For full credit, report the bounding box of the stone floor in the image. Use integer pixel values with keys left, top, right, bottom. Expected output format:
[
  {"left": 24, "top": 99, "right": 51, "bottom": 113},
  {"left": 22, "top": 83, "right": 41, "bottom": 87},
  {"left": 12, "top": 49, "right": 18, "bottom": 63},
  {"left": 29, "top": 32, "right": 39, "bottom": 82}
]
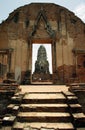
[{"left": 20, "top": 85, "right": 68, "bottom": 93}]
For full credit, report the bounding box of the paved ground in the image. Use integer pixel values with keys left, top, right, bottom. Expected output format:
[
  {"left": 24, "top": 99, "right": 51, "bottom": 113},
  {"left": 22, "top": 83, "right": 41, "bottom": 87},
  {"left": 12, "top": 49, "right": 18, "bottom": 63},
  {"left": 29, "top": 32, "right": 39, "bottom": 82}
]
[{"left": 20, "top": 85, "right": 69, "bottom": 93}]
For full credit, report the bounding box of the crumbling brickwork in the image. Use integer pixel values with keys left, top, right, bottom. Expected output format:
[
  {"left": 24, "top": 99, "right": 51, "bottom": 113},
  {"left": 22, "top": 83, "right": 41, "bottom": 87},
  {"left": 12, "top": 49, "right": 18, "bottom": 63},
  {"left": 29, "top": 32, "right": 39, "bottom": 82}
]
[{"left": 0, "top": 3, "right": 85, "bottom": 84}]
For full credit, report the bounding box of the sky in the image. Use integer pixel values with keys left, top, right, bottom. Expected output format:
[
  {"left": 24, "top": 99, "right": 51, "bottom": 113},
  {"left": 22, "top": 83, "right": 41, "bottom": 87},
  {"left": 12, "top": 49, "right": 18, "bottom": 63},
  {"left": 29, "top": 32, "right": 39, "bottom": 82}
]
[{"left": 0, "top": 0, "right": 85, "bottom": 23}]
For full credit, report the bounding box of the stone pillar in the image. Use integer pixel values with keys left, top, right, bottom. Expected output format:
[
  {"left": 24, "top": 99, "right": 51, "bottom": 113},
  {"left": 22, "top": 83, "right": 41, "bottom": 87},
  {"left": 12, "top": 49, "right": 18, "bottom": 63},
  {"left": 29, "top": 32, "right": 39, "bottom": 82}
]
[
  {"left": 28, "top": 40, "right": 32, "bottom": 71},
  {"left": 8, "top": 48, "right": 13, "bottom": 73},
  {"left": 60, "top": 10, "right": 67, "bottom": 36},
  {"left": 26, "top": 39, "right": 32, "bottom": 83},
  {"left": 52, "top": 40, "right": 58, "bottom": 84}
]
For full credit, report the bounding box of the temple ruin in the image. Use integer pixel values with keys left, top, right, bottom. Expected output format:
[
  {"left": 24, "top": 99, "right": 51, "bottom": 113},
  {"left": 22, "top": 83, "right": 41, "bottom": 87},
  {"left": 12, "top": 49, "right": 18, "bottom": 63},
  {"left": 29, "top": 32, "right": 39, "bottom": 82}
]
[
  {"left": 0, "top": 3, "right": 85, "bottom": 130},
  {"left": 0, "top": 3, "right": 85, "bottom": 84}
]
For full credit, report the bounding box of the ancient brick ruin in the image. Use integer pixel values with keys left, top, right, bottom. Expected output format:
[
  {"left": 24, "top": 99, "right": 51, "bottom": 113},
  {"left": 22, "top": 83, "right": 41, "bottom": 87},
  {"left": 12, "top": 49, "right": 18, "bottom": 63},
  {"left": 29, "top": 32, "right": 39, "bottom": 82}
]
[
  {"left": 0, "top": 3, "right": 85, "bottom": 130},
  {"left": 0, "top": 3, "right": 85, "bottom": 84}
]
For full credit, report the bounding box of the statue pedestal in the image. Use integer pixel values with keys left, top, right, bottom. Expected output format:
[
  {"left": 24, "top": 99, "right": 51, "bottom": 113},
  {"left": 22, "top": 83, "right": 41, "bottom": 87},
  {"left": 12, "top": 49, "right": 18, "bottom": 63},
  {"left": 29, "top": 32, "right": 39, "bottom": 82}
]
[{"left": 32, "top": 73, "right": 52, "bottom": 83}]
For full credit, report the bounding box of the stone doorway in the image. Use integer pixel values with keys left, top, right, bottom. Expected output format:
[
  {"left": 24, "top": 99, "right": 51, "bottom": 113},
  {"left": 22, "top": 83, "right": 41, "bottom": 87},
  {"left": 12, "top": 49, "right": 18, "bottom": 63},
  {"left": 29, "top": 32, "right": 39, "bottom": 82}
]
[{"left": 31, "top": 42, "right": 53, "bottom": 84}]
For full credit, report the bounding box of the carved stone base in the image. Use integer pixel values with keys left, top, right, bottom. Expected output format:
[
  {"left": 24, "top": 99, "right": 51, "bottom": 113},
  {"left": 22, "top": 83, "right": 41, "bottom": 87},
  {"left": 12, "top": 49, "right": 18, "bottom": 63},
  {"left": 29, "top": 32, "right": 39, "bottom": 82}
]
[{"left": 32, "top": 73, "right": 52, "bottom": 82}]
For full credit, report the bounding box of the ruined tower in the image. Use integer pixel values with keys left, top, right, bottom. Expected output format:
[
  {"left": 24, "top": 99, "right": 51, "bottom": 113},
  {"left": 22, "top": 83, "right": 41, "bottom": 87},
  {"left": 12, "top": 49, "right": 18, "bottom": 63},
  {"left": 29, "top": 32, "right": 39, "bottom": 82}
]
[
  {"left": 32, "top": 45, "right": 51, "bottom": 82},
  {"left": 34, "top": 45, "right": 50, "bottom": 74}
]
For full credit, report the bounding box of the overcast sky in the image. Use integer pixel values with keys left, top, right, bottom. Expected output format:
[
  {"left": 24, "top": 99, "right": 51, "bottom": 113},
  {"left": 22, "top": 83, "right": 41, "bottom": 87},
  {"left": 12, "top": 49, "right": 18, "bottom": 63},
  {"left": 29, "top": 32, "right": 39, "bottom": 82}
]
[{"left": 0, "top": 0, "right": 85, "bottom": 23}]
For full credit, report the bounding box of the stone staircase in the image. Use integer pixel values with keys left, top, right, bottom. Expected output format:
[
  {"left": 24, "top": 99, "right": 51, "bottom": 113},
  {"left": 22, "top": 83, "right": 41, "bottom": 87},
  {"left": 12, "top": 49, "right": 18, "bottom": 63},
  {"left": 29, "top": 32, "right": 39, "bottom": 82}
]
[
  {"left": 63, "top": 92, "right": 85, "bottom": 128},
  {"left": 1, "top": 87, "right": 85, "bottom": 130},
  {"left": 12, "top": 92, "right": 75, "bottom": 130}
]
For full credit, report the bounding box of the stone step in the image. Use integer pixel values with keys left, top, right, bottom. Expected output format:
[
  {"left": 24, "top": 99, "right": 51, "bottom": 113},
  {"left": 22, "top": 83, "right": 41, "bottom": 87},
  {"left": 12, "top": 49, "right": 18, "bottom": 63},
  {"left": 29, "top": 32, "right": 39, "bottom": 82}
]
[
  {"left": 17, "top": 112, "right": 71, "bottom": 122},
  {"left": 72, "top": 113, "right": 85, "bottom": 127},
  {"left": 66, "top": 96, "right": 78, "bottom": 104},
  {"left": 2, "top": 115, "right": 16, "bottom": 126},
  {"left": 63, "top": 91, "right": 75, "bottom": 96},
  {"left": 22, "top": 93, "right": 66, "bottom": 104},
  {"left": 69, "top": 104, "right": 82, "bottom": 113},
  {"left": 11, "top": 94, "right": 23, "bottom": 104},
  {"left": 20, "top": 85, "right": 68, "bottom": 93},
  {"left": 20, "top": 104, "right": 69, "bottom": 112},
  {"left": 13, "top": 122, "right": 75, "bottom": 130},
  {"left": 7, "top": 104, "right": 20, "bottom": 115},
  {"left": 1, "top": 126, "right": 11, "bottom": 130}
]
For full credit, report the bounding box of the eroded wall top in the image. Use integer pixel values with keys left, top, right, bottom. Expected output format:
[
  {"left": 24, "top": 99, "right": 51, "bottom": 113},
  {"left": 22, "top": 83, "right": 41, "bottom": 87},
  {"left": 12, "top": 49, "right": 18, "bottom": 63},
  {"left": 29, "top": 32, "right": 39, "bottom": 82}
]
[{"left": 0, "top": 3, "right": 85, "bottom": 49}]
